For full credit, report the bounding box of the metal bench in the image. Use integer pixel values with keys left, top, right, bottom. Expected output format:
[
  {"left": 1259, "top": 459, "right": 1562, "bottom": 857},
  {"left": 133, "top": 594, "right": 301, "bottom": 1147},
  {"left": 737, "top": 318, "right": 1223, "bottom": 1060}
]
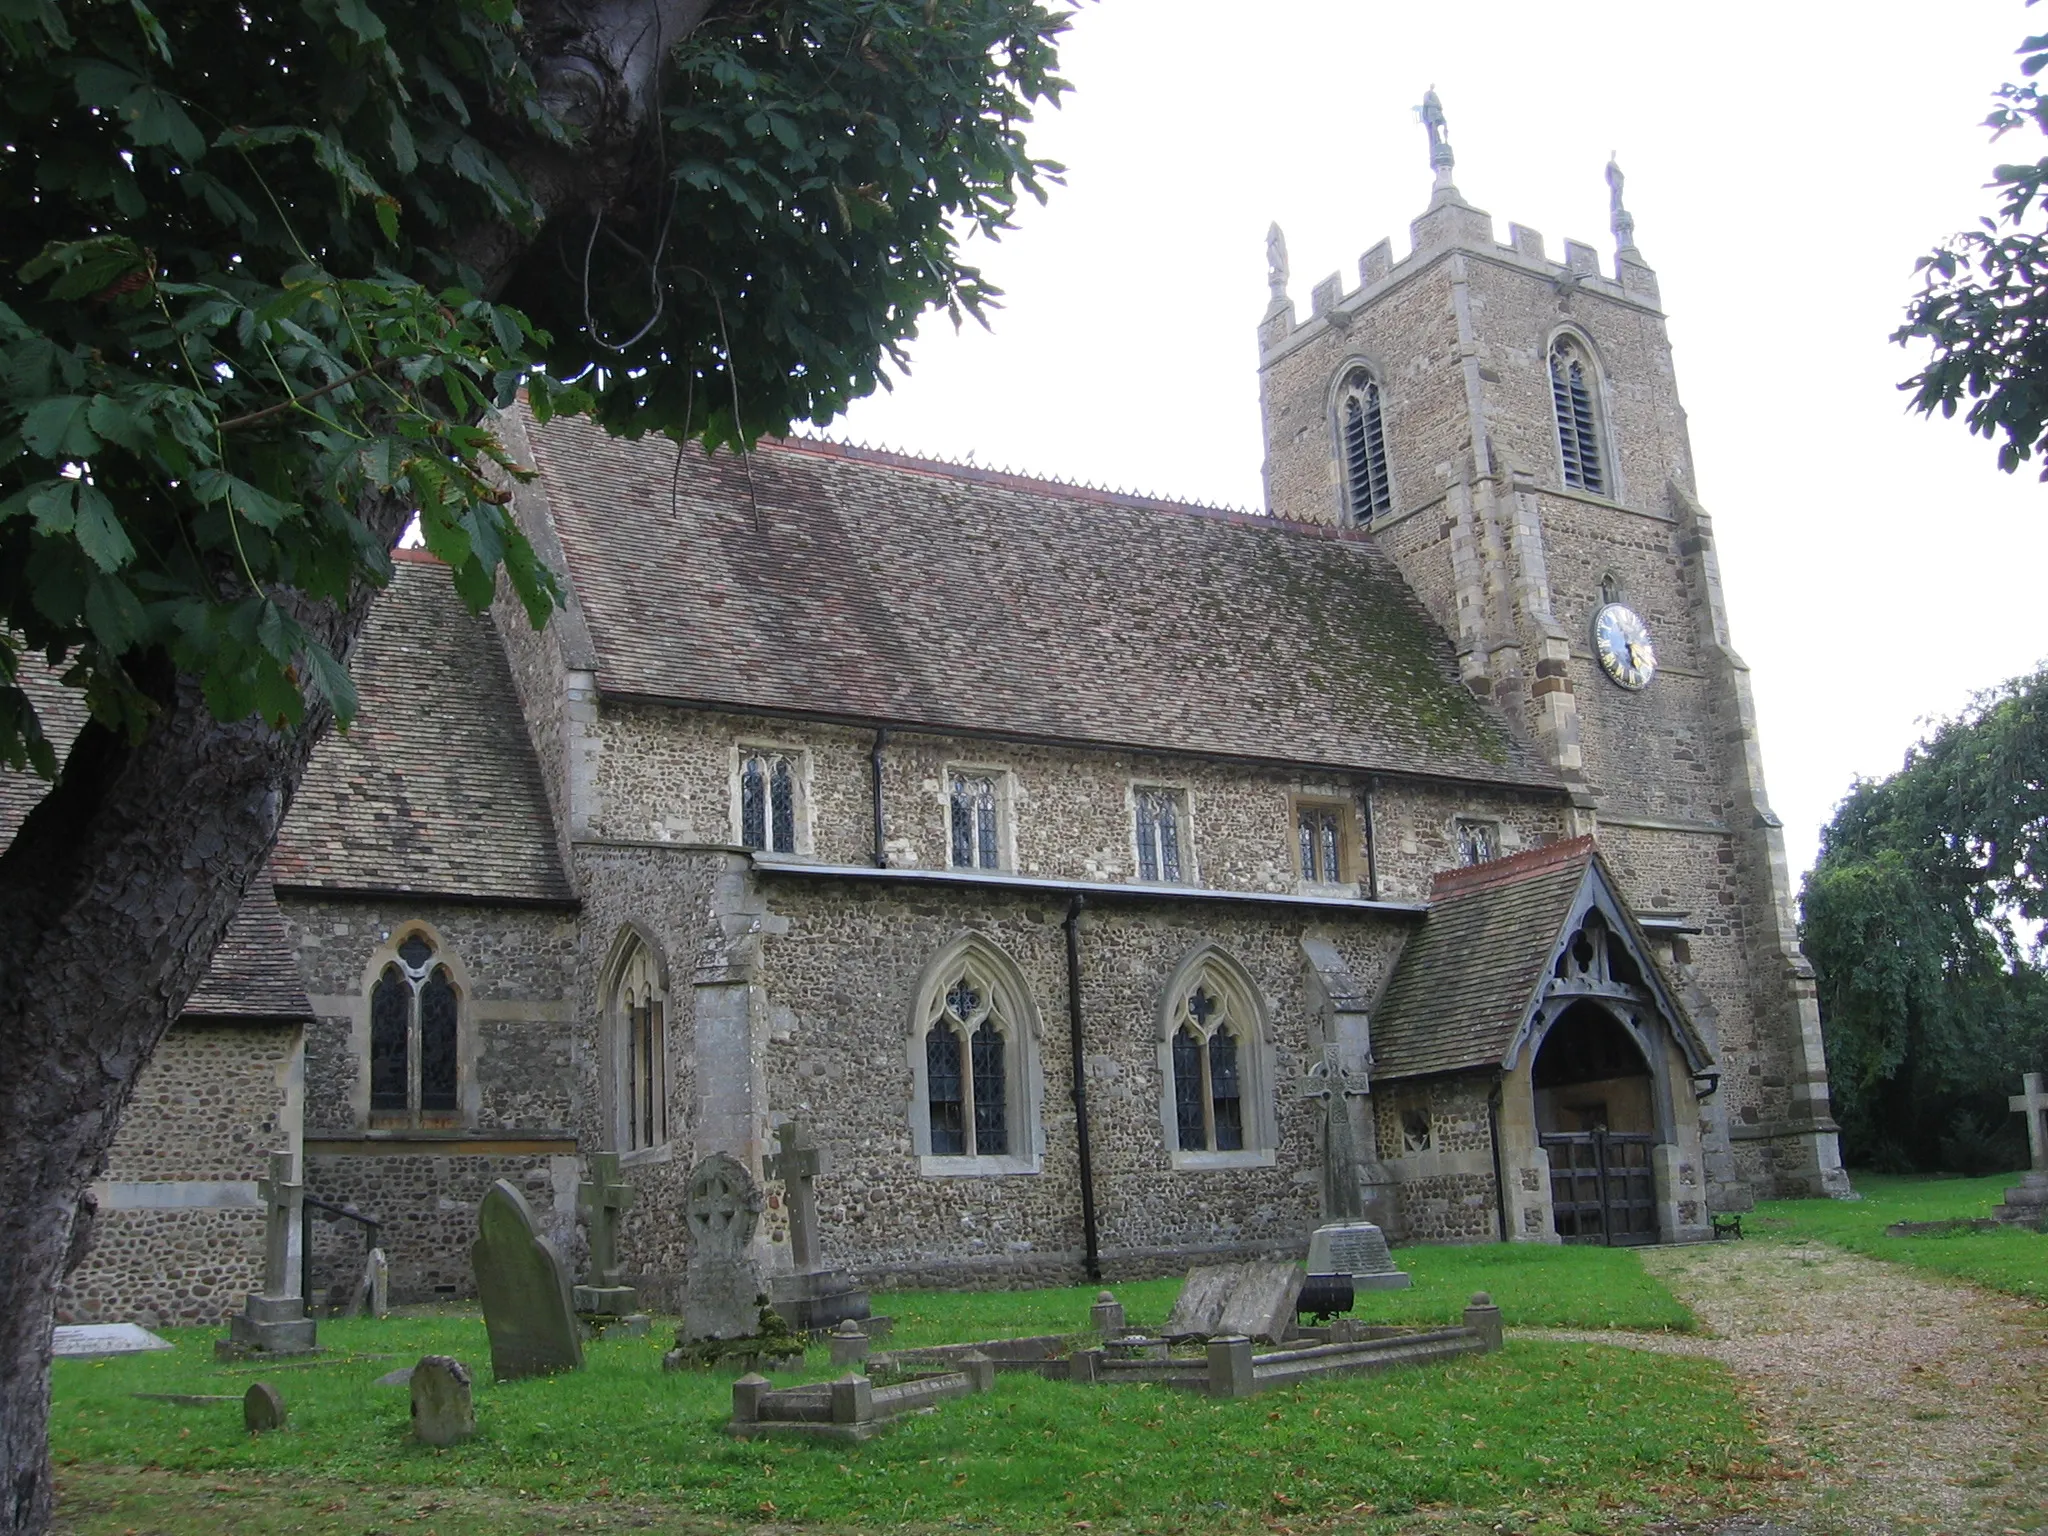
[{"left": 1710, "top": 1211, "right": 1743, "bottom": 1240}]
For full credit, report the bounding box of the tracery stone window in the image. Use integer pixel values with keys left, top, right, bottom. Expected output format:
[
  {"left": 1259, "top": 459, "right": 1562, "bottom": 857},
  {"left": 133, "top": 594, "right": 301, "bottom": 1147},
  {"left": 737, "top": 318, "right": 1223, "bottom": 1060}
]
[
  {"left": 611, "top": 935, "right": 668, "bottom": 1151},
  {"left": 1157, "top": 947, "right": 1276, "bottom": 1168},
  {"left": 369, "top": 930, "right": 461, "bottom": 1123},
  {"left": 949, "top": 770, "right": 1003, "bottom": 871},
  {"left": 1133, "top": 786, "right": 1189, "bottom": 883},
  {"left": 1455, "top": 817, "right": 1500, "bottom": 867},
  {"left": 739, "top": 748, "right": 799, "bottom": 854},
  {"left": 1549, "top": 335, "right": 1607, "bottom": 495},
  {"left": 1336, "top": 366, "right": 1392, "bottom": 522},
  {"left": 909, "top": 936, "right": 1042, "bottom": 1175}
]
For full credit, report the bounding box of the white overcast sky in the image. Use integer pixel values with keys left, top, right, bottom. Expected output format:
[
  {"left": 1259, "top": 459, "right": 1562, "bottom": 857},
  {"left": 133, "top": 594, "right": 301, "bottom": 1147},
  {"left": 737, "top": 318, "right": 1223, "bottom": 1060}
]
[{"left": 834, "top": 0, "right": 2048, "bottom": 881}]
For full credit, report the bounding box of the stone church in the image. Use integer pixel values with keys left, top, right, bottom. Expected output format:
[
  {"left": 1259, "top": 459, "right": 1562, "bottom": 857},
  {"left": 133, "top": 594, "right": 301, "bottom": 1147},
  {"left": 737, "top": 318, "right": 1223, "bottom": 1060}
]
[{"left": 18, "top": 115, "right": 1852, "bottom": 1324}]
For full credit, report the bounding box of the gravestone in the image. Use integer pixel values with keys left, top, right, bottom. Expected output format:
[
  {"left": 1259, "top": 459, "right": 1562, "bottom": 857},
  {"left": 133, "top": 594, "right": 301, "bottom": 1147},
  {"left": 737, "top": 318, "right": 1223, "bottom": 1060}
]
[
  {"left": 349, "top": 1246, "right": 391, "bottom": 1318},
  {"left": 1165, "top": 1261, "right": 1303, "bottom": 1344},
  {"left": 574, "top": 1153, "right": 639, "bottom": 1316},
  {"left": 410, "top": 1356, "right": 476, "bottom": 1446},
  {"left": 1994, "top": 1071, "right": 2048, "bottom": 1228},
  {"left": 764, "top": 1121, "right": 871, "bottom": 1332},
  {"left": 472, "top": 1179, "right": 584, "bottom": 1381},
  {"left": 226, "top": 1151, "right": 317, "bottom": 1356},
  {"left": 682, "top": 1153, "right": 766, "bottom": 1341},
  {"left": 52, "top": 1324, "right": 173, "bottom": 1360},
  {"left": 242, "top": 1381, "right": 286, "bottom": 1433},
  {"left": 1304, "top": 1221, "right": 1412, "bottom": 1290}
]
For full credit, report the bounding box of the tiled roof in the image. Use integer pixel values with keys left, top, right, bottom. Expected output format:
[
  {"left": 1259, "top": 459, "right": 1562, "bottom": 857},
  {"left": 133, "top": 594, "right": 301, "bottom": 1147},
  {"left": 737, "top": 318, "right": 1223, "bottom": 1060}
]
[
  {"left": 0, "top": 669, "right": 88, "bottom": 847},
  {"left": 517, "top": 412, "right": 1559, "bottom": 789},
  {"left": 182, "top": 869, "right": 313, "bottom": 1022},
  {"left": 271, "top": 555, "right": 574, "bottom": 905},
  {"left": 1370, "top": 838, "right": 1599, "bottom": 1080}
]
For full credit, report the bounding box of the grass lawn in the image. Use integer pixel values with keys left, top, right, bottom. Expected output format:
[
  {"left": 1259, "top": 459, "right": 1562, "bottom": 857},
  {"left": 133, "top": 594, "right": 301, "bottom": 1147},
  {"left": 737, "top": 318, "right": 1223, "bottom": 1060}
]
[
  {"left": 53, "top": 1250, "right": 1739, "bottom": 1534},
  {"left": 1751, "top": 1170, "right": 2047, "bottom": 1302}
]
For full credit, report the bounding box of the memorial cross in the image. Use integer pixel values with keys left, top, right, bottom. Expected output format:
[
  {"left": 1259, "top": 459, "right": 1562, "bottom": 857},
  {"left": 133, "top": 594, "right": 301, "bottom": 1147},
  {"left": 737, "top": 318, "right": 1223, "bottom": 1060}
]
[
  {"left": 255, "top": 1150, "right": 302, "bottom": 1297},
  {"left": 578, "top": 1152, "right": 637, "bottom": 1288},
  {"left": 764, "top": 1121, "right": 829, "bottom": 1272},
  {"left": 1296, "top": 1046, "right": 1371, "bottom": 1222},
  {"left": 2011, "top": 1071, "right": 2048, "bottom": 1173}
]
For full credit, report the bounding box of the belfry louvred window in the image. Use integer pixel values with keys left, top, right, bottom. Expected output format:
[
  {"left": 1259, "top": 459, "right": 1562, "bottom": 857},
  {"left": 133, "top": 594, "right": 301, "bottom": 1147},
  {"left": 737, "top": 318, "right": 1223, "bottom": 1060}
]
[
  {"left": 1550, "top": 338, "right": 1606, "bottom": 494},
  {"left": 370, "top": 931, "right": 459, "bottom": 1119},
  {"left": 740, "top": 750, "right": 797, "bottom": 853},
  {"left": 1337, "top": 368, "right": 1392, "bottom": 521}
]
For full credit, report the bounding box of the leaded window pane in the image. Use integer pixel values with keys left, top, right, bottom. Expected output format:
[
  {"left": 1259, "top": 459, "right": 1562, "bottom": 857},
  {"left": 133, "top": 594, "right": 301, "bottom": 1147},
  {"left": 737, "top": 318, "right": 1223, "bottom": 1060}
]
[
  {"left": 976, "top": 779, "right": 998, "bottom": 870},
  {"left": 769, "top": 756, "right": 796, "bottom": 853},
  {"left": 1172, "top": 1025, "right": 1205, "bottom": 1151},
  {"left": 419, "top": 965, "right": 459, "bottom": 1111},
  {"left": 370, "top": 964, "right": 410, "bottom": 1111},
  {"left": 1298, "top": 815, "right": 1316, "bottom": 883},
  {"left": 398, "top": 934, "right": 432, "bottom": 970},
  {"left": 1298, "top": 807, "right": 1342, "bottom": 883},
  {"left": 949, "top": 774, "right": 1000, "bottom": 870},
  {"left": 927, "top": 1023, "right": 965, "bottom": 1155},
  {"left": 1137, "top": 795, "right": 1161, "bottom": 882},
  {"left": 1457, "top": 819, "right": 1499, "bottom": 867},
  {"left": 971, "top": 1019, "right": 1007, "bottom": 1155},
  {"left": 1210, "top": 1030, "right": 1243, "bottom": 1151},
  {"left": 950, "top": 777, "right": 975, "bottom": 868},
  {"left": 741, "top": 756, "right": 767, "bottom": 850},
  {"left": 1321, "top": 814, "right": 1341, "bottom": 883},
  {"left": 1145, "top": 791, "right": 1183, "bottom": 883}
]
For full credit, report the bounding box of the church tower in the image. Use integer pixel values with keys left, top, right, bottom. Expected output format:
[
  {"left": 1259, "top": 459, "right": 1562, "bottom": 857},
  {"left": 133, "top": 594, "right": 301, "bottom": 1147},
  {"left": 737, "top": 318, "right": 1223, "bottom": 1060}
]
[{"left": 1256, "top": 94, "right": 1849, "bottom": 1204}]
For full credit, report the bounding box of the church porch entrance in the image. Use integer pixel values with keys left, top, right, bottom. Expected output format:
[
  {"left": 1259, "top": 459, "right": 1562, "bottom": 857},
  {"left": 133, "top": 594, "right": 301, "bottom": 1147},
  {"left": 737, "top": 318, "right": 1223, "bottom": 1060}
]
[{"left": 1533, "top": 996, "right": 1664, "bottom": 1246}]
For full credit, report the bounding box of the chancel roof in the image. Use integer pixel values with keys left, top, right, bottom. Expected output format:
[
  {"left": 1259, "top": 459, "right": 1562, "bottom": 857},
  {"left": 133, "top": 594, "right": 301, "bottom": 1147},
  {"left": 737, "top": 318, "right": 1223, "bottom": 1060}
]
[
  {"left": 182, "top": 869, "right": 314, "bottom": 1023},
  {"left": 270, "top": 554, "right": 574, "bottom": 906},
  {"left": 1370, "top": 837, "right": 1708, "bottom": 1081},
  {"left": 516, "top": 411, "right": 1560, "bottom": 789}
]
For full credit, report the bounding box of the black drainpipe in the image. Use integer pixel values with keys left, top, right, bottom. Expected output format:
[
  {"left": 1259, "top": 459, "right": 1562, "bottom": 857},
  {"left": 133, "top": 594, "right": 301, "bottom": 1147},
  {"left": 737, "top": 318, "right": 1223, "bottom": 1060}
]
[
  {"left": 1362, "top": 777, "right": 1381, "bottom": 901},
  {"left": 869, "top": 728, "right": 889, "bottom": 869},
  {"left": 1063, "top": 895, "right": 1101, "bottom": 1280},
  {"left": 1487, "top": 1076, "right": 1510, "bottom": 1243}
]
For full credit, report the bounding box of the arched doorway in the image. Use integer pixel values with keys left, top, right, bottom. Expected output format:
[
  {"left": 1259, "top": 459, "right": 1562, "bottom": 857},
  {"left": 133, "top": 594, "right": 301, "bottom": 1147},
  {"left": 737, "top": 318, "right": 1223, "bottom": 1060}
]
[{"left": 1534, "top": 1002, "right": 1659, "bottom": 1244}]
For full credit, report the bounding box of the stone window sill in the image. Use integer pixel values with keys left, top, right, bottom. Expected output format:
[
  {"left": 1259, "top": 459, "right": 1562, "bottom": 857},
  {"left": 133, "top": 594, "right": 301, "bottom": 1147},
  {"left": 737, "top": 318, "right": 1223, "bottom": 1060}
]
[
  {"left": 1169, "top": 1148, "right": 1278, "bottom": 1172},
  {"left": 917, "top": 1152, "right": 1042, "bottom": 1178},
  {"left": 619, "top": 1142, "right": 676, "bottom": 1169}
]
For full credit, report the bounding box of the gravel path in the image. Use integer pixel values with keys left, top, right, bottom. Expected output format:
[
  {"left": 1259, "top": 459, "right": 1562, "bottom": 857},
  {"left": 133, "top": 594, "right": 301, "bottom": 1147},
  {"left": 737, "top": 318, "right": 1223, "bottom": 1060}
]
[{"left": 1515, "top": 1239, "right": 2048, "bottom": 1535}]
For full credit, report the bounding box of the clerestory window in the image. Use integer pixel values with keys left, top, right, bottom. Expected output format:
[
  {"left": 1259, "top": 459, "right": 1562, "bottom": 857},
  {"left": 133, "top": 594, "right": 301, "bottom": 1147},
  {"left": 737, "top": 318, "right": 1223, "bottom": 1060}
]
[
  {"left": 740, "top": 748, "right": 799, "bottom": 854},
  {"left": 949, "top": 771, "right": 1002, "bottom": 871},
  {"left": 1134, "top": 786, "right": 1189, "bottom": 883},
  {"left": 1296, "top": 800, "right": 1348, "bottom": 885},
  {"left": 370, "top": 930, "right": 461, "bottom": 1123},
  {"left": 1455, "top": 817, "right": 1501, "bottom": 867},
  {"left": 1549, "top": 337, "right": 1607, "bottom": 495},
  {"left": 1336, "top": 367, "right": 1392, "bottom": 522}
]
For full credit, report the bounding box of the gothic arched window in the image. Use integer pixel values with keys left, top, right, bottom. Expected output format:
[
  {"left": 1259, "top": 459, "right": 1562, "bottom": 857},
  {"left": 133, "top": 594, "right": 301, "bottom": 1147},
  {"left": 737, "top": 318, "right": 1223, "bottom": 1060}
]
[
  {"left": 1336, "top": 367, "right": 1392, "bottom": 522},
  {"left": 1157, "top": 948, "right": 1277, "bottom": 1166},
  {"left": 1549, "top": 336, "right": 1607, "bottom": 495},
  {"left": 910, "top": 937, "right": 1042, "bottom": 1173},
  {"left": 369, "top": 930, "right": 461, "bottom": 1121},
  {"left": 612, "top": 936, "right": 668, "bottom": 1150},
  {"left": 740, "top": 747, "right": 800, "bottom": 854}
]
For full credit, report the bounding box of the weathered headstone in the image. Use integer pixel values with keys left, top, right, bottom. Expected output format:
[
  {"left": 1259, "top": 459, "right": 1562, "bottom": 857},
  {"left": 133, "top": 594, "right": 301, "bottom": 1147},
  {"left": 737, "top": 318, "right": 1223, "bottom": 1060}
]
[
  {"left": 52, "top": 1323, "right": 173, "bottom": 1360},
  {"left": 574, "top": 1153, "right": 639, "bottom": 1316},
  {"left": 350, "top": 1246, "right": 391, "bottom": 1318},
  {"left": 1994, "top": 1071, "right": 2048, "bottom": 1228},
  {"left": 242, "top": 1381, "right": 286, "bottom": 1433},
  {"left": 1304, "top": 1221, "right": 1412, "bottom": 1290},
  {"left": 683, "top": 1153, "right": 765, "bottom": 1342},
  {"left": 1165, "top": 1261, "right": 1302, "bottom": 1345},
  {"left": 472, "top": 1179, "right": 584, "bottom": 1381},
  {"left": 410, "top": 1355, "right": 476, "bottom": 1446},
  {"left": 226, "top": 1150, "right": 317, "bottom": 1356},
  {"left": 764, "top": 1121, "right": 870, "bottom": 1331}
]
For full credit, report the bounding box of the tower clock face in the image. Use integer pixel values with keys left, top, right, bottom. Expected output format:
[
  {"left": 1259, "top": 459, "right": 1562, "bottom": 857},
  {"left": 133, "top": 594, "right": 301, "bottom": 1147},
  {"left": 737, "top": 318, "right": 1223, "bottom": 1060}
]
[{"left": 1593, "top": 603, "right": 1657, "bottom": 691}]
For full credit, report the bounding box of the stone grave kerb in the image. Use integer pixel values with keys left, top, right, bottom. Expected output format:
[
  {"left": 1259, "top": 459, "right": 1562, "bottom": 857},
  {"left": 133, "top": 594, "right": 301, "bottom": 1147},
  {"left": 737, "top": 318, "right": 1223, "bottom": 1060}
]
[
  {"left": 765, "top": 1121, "right": 829, "bottom": 1272},
  {"left": 578, "top": 1152, "right": 637, "bottom": 1288}
]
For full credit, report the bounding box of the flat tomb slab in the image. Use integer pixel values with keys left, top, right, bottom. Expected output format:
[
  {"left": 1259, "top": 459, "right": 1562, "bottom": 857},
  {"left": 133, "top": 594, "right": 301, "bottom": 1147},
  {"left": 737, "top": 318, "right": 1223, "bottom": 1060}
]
[{"left": 54, "top": 1324, "right": 174, "bottom": 1360}]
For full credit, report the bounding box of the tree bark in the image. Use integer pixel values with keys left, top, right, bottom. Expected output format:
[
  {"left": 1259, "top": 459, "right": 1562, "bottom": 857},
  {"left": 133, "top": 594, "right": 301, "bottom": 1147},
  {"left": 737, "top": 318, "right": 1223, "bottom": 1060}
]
[{"left": 0, "top": 8, "right": 729, "bottom": 1526}]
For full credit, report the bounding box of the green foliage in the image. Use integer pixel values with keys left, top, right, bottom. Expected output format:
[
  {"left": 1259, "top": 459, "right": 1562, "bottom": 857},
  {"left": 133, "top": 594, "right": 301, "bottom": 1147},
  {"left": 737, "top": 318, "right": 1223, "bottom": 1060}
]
[
  {"left": 0, "top": 0, "right": 1070, "bottom": 770},
  {"left": 1752, "top": 1172, "right": 2047, "bottom": 1301},
  {"left": 1800, "top": 669, "right": 2048, "bottom": 1169},
  {"left": 1896, "top": 15, "right": 2048, "bottom": 477},
  {"left": 50, "top": 1310, "right": 1762, "bottom": 1533}
]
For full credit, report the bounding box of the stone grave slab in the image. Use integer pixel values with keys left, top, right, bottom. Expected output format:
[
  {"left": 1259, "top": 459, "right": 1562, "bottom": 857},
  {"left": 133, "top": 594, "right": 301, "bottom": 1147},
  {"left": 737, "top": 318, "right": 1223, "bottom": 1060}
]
[
  {"left": 1214, "top": 1261, "right": 1304, "bottom": 1343},
  {"left": 1164, "top": 1264, "right": 1243, "bottom": 1337},
  {"left": 472, "top": 1179, "right": 584, "bottom": 1381},
  {"left": 1304, "top": 1221, "right": 1412, "bottom": 1290},
  {"left": 682, "top": 1153, "right": 765, "bottom": 1342},
  {"left": 410, "top": 1356, "right": 476, "bottom": 1446},
  {"left": 53, "top": 1323, "right": 174, "bottom": 1361}
]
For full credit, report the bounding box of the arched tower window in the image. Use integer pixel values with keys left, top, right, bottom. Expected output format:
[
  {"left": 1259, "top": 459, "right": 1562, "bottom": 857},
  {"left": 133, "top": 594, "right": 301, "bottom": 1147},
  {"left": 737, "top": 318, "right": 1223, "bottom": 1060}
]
[
  {"left": 612, "top": 936, "right": 668, "bottom": 1150},
  {"left": 369, "top": 930, "right": 461, "bottom": 1121},
  {"left": 1156, "top": 947, "right": 1277, "bottom": 1166},
  {"left": 1549, "top": 336, "right": 1607, "bottom": 495},
  {"left": 909, "top": 936, "right": 1043, "bottom": 1173},
  {"left": 1336, "top": 367, "right": 1392, "bottom": 522}
]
